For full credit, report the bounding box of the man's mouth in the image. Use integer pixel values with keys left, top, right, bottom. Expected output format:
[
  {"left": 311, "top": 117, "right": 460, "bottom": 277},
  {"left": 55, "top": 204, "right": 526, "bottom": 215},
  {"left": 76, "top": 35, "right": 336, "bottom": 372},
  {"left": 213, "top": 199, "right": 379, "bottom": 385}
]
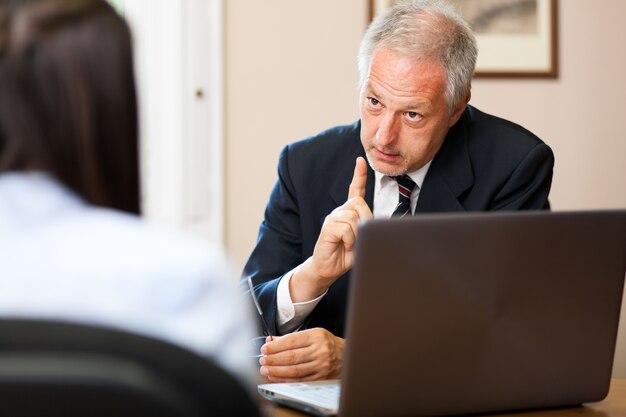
[{"left": 372, "top": 147, "right": 401, "bottom": 161}]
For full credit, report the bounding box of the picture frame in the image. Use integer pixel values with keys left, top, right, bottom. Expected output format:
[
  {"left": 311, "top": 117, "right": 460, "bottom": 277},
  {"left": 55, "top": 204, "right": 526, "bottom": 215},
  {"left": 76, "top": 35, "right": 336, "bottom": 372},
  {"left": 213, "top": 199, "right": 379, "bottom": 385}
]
[{"left": 368, "top": 0, "right": 558, "bottom": 78}]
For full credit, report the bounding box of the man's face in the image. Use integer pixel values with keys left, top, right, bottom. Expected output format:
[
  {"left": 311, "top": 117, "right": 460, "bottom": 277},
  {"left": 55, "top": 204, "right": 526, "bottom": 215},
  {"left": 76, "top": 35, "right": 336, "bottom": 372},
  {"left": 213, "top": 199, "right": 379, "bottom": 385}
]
[{"left": 360, "top": 48, "right": 466, "bottom": 176}]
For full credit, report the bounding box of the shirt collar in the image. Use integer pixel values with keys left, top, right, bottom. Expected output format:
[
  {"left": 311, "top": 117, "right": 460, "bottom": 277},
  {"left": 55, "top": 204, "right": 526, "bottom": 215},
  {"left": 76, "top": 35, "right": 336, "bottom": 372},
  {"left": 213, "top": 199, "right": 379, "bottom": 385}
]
[{"left": 374, "top": 159, "right": 433, "bottom": 191}]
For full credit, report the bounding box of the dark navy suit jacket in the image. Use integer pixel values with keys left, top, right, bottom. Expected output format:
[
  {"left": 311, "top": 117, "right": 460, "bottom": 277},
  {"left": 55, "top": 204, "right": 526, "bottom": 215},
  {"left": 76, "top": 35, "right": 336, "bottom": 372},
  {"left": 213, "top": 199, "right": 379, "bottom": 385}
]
[{"left": 243, "top": 105, "right": 554, "bottom": 338}]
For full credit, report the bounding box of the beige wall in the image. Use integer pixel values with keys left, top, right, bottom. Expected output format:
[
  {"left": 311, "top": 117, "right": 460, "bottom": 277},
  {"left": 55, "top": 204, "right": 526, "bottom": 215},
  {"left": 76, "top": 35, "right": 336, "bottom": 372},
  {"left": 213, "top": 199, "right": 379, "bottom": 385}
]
[
  {"left": 226, "top": 0, "right": 626, "bottom": 376},
  {"left": 225, "top": 0, "right": 365, "bottom": 267}
]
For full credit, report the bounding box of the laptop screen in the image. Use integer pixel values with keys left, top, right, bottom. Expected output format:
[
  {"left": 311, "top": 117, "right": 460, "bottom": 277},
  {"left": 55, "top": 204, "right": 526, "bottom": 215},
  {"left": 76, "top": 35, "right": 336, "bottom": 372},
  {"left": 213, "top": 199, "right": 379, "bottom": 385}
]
[{"left": 340, "top": 211, "right": 626, "bottom": 417}]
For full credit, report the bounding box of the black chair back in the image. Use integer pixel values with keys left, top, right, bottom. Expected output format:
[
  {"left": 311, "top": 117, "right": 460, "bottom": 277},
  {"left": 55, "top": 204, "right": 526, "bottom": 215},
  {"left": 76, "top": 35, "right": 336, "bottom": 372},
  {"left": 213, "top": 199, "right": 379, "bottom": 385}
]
[{"left": 0, "top": 319, "right": 261, "bottom": 417}]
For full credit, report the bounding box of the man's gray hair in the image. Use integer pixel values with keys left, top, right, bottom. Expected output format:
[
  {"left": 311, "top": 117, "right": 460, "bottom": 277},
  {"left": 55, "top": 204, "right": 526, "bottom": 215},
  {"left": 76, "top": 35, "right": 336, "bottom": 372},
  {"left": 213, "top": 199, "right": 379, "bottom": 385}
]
[{"left": 358, "top": 0, "right": 477, "bottom": 113}]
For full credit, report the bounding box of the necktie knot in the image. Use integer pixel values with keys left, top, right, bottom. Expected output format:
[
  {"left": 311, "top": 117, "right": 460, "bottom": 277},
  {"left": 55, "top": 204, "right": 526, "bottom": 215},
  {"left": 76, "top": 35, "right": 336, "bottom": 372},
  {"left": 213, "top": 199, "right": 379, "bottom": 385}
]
[{"left": 391, "top": 175, "right": 416, "bottom": 217}]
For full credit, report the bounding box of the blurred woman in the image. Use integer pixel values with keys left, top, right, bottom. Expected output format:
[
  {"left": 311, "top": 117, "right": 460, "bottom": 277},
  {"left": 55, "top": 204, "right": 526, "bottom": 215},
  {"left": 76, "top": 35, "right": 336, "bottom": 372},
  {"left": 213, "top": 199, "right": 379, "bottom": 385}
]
[{"left": 0, "top": 0, "right": 255, "bottom": 386}]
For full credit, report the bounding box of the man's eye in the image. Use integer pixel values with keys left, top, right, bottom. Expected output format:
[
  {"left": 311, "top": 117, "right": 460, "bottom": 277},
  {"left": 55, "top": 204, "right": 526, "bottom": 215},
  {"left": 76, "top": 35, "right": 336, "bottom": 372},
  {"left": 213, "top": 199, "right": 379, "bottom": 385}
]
[
  {"left": 368, "top": 97, "right": 380, "bottom": 106},
  {"left": 406, "top": 111, "right": 422, "bottom": 121}
]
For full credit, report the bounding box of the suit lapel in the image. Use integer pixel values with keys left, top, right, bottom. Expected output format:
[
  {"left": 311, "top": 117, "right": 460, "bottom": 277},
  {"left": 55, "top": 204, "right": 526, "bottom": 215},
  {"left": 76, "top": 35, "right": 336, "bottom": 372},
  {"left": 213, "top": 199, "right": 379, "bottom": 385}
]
[
  {"left": 415, "top": 107, "right": 474, "bottom": 213},
  {"left": 415, "top": 166, "right": 466, "bottom": 212}
]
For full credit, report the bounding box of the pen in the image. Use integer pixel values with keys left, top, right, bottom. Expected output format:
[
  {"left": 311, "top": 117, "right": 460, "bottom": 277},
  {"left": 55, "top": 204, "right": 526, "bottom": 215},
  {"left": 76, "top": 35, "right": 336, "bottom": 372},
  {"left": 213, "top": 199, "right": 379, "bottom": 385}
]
[{"left": 246, "top": 276, "right": 274, "bottom": 341}]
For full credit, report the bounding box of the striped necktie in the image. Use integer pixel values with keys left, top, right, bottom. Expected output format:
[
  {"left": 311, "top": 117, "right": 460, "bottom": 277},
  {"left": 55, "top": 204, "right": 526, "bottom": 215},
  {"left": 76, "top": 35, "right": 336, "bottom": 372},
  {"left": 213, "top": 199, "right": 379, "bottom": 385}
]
[{"left": 391, "top": 175, "right": 416, "bottom": 217}]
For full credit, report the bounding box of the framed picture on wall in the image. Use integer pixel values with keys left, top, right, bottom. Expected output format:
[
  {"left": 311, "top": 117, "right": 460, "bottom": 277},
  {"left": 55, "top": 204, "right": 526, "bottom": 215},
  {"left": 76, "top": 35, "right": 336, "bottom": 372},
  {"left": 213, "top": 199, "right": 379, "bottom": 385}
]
[{"left": 368, "top": 0, "right": 558, "bottom": 78}]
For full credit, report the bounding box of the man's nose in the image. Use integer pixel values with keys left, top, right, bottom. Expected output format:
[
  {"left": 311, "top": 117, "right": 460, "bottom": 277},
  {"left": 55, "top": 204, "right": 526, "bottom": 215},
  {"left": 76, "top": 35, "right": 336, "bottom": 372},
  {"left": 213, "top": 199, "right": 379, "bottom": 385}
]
[{"left": 375, "top": 113, "right": 398, "bottom": 146}]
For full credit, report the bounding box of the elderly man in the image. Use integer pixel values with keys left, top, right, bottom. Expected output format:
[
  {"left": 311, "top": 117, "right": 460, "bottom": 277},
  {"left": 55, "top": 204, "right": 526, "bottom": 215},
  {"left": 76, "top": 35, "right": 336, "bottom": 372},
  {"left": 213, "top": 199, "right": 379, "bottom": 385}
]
[{"left": 244, "top": 0, "right": 553, "bottom": 382}]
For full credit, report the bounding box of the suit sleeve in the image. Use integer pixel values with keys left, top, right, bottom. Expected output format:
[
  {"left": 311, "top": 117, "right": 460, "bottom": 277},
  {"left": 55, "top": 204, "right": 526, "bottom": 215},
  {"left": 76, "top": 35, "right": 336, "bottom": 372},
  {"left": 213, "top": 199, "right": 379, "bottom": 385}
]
[
  {"left": 491, "top": 143, "right": 554, "bottom": 210},
  {"left": 242, "top": 145, "right": 304, "bottom": 335}
]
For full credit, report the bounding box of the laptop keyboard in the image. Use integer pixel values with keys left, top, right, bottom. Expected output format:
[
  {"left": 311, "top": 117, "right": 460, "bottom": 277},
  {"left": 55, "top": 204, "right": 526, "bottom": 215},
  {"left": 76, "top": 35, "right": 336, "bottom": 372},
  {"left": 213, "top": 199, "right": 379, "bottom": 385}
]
[{"left": 287, "top": 382, "right": 341, "bottom": 406}]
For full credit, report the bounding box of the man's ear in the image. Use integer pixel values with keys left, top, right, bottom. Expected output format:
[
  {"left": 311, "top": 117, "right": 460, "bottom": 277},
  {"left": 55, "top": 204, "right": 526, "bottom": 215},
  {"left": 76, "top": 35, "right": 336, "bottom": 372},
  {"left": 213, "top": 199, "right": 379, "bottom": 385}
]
[{"left": 449, "top": 91, "right": 471, "bottom": 127}]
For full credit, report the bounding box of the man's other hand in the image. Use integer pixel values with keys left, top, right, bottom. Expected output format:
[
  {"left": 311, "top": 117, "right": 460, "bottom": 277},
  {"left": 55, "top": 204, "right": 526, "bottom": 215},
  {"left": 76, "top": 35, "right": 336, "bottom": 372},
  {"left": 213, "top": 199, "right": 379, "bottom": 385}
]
[{"left": 259, "top": 328, "right": 345, "bottom": 382}]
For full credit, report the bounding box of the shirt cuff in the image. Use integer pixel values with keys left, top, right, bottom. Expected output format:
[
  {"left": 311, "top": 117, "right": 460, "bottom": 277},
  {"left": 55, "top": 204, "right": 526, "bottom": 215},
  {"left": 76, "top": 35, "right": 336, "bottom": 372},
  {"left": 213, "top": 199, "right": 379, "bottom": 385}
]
[{"left": 276, "top": 264, "right": 327, "bottom": 334}]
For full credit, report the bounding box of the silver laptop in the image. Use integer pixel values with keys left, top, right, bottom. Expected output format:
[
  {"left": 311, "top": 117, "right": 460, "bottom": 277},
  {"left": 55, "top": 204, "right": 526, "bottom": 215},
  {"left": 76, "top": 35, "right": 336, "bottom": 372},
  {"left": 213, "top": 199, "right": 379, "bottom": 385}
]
[{"left": 259, "top": 211, "right": 626, "bottom": 417}]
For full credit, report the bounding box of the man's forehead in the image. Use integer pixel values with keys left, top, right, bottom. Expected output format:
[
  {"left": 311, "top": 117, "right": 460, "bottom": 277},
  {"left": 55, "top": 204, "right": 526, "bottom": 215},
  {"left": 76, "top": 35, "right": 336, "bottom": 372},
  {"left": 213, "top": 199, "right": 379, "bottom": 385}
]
[
  {"left": 371, "top": 46, "right": 443, "bottom": 72},
  {"left": 364, "top": 49, "right": 446, "bottom": 99},
  {"left": 370, "top": 48, "right": 445, "bottom": 82}
]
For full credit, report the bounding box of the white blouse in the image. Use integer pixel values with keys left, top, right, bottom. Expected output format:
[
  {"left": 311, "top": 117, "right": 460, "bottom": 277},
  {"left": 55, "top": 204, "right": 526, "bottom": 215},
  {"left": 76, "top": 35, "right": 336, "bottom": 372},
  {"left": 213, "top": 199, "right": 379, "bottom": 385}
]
[{"left": 0, "top": 171, "right": 256, "bottom": 386}]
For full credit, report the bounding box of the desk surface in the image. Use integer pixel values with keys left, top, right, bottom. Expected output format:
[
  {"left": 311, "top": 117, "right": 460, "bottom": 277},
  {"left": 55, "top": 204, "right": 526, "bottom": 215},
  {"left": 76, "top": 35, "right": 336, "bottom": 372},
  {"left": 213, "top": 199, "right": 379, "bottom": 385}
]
[{"left": 261, "top": 378, "right": 626, "bottom": 417}]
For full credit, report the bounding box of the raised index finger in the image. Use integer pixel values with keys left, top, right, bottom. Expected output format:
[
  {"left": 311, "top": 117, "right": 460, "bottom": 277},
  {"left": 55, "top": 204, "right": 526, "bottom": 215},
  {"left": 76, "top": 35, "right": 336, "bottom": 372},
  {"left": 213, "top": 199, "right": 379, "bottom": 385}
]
[{"left": 348, "top": 156, "right": 368, "bottom": 200}]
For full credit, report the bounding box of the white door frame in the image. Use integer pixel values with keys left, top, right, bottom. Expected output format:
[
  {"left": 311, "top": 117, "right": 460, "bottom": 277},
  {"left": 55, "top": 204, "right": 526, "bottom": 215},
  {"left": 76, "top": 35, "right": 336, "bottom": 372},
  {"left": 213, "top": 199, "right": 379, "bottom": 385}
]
[{"left": 123, "top": 0, "right": 224, "bottom": 243}]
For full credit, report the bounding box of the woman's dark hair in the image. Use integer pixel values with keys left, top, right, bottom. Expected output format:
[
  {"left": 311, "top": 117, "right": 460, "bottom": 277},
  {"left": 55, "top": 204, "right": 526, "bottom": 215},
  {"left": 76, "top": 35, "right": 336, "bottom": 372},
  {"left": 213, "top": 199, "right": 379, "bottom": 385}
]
[{"left": 0, "top": 0, "right": 140, "bottom": 214}]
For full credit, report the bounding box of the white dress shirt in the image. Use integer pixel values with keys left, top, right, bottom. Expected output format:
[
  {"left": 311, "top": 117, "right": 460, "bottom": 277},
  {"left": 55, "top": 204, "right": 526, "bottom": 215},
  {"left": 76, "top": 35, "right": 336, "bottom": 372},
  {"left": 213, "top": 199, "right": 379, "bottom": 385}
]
[
  {"left": 276, "top": 161, "right": 433, "bottom": 333},
  {"left": 0, "top": 172, "right": 257, "bottom": 386}
]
